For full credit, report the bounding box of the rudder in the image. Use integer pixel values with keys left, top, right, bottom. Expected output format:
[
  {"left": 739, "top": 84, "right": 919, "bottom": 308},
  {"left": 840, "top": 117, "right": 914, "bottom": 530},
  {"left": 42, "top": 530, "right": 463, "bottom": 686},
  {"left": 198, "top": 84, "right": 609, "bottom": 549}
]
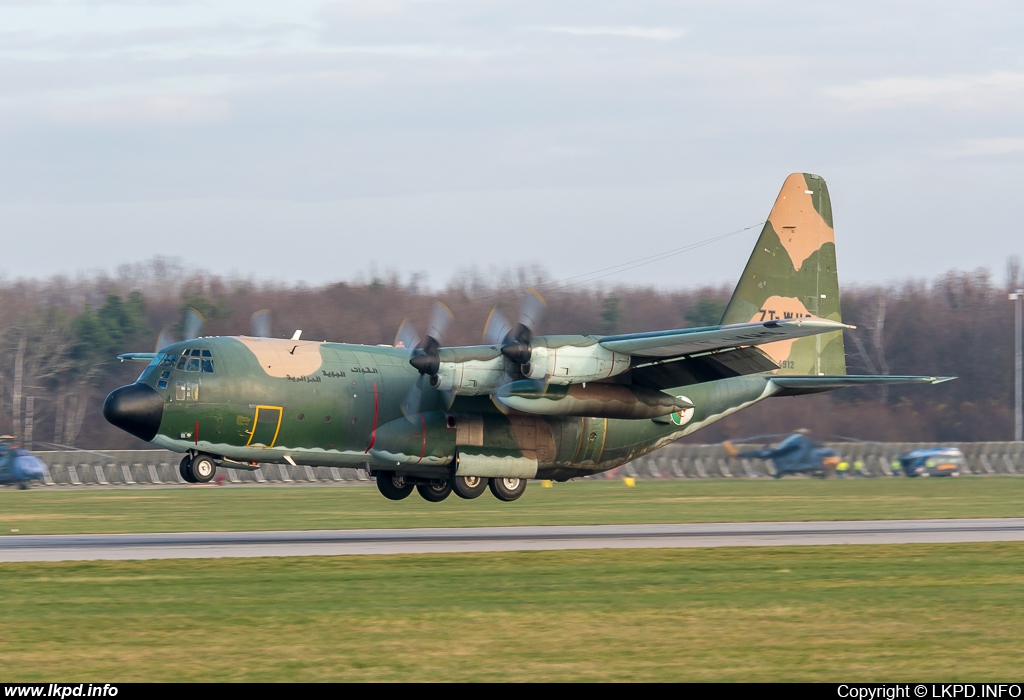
[{"left": 720, "top": 173, "right": 846, "bottom": 375}]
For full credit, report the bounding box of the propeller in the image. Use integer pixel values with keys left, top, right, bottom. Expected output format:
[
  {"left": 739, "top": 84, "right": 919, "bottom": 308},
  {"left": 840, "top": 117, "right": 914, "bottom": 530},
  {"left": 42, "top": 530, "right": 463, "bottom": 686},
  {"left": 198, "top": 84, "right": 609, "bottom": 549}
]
[
  {"left": 482, "top": 289, "right": 549, "bottom": 411},
  {"left": 155, "top": 308, "right": 207, "bottom": 351},
  {"left": 397, "top": 302, "right": 454, "bottom": 420},
  {"left": 250, "top": 309, "right": 272, "bottom": 338},
  {"left": 483, "top": 287, "right": 547, "bottom": 371}
]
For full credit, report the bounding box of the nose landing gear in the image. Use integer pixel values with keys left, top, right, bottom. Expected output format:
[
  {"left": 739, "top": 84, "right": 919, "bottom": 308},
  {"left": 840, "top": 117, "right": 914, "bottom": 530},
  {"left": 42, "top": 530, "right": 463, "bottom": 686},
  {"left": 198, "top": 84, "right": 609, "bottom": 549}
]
[{"left": 179, "top": 453, "right": 218, "bottom": 484}]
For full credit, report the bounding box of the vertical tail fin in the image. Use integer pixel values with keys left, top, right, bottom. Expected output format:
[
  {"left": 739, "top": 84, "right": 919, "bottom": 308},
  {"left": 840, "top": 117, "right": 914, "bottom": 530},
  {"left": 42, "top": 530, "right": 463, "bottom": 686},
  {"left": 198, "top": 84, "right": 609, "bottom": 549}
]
[{"left": 721, "top": 173, "right": 846, "bottom": 375}]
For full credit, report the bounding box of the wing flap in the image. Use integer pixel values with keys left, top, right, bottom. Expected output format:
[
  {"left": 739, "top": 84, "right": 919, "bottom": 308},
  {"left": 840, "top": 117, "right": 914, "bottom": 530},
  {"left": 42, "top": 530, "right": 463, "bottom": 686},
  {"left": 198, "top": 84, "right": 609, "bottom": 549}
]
[
  {"left": 600, "top": 318, "right": 851, "bottom": 359},
  {"left": 631, "top": 346, "right": 779, "bottom": 389}
]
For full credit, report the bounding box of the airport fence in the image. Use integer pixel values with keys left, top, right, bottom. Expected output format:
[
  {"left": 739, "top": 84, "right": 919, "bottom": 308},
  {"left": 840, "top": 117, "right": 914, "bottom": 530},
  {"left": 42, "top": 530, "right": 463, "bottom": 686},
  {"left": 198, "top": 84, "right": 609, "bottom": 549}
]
[{"left": 25, "top": 441, "right": 1024, "bottom": 486}]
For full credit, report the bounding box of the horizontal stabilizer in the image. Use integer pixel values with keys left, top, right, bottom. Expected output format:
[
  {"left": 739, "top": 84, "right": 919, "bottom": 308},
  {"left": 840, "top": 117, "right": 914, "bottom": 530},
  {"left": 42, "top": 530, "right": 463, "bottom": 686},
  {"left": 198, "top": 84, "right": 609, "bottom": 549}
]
[
  {"left": 600, "top": 318, "right": 851, "bottom": 359},
  {"left": 770, "top": 375, "right": 955, "bottom": 396}
]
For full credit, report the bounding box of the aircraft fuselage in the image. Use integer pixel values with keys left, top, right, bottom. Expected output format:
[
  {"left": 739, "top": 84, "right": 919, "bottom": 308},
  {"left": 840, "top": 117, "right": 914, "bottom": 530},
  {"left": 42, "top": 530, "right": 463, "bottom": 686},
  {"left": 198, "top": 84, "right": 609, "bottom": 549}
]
[{"left": 104, "top": 336, "right": 778, "bottom": 481}]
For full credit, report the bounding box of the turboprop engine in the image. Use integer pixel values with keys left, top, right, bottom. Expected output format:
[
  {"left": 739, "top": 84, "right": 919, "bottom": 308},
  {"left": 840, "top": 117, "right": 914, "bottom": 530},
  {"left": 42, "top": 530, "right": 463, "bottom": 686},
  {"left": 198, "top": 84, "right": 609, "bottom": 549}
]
[
  {"left": 495, "top": 380, "right": 692, "bottom": 419},
  {"left": 521, "top": 344, "right": 630, "bottom": 385},
  {"left": 432, "top": 356, "right": 507, "bottom": 395},
  {"left": 431, "top": 343, "right": 633, "bottom": 398}
]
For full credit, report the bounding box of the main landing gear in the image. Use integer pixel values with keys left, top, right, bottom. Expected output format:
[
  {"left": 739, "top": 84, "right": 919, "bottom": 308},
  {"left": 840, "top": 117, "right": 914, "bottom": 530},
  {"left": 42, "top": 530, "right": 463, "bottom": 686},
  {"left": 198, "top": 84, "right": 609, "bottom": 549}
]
[
  {"left": 179, "top": 453, "right": 218, "bottom": 484},
  {"left": 374, "top": 472, "right": 528, "bottom": 503}
]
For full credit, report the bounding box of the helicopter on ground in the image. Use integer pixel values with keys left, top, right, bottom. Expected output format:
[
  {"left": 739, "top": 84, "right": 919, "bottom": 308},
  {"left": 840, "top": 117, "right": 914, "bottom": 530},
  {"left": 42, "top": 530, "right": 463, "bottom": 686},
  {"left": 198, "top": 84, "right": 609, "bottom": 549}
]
[
  {"left": 723, "top": 429, "right": 842, "bottom": 478},
  {"left": 0, "top": 436, "right": 48, "bottom": 489}
]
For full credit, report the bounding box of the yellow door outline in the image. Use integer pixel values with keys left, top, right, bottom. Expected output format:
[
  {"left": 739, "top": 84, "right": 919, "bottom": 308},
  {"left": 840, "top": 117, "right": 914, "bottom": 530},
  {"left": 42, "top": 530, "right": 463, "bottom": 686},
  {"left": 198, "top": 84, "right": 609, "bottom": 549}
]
[{"left": 246, "top": 405, "right": 283, "bottom": 448}]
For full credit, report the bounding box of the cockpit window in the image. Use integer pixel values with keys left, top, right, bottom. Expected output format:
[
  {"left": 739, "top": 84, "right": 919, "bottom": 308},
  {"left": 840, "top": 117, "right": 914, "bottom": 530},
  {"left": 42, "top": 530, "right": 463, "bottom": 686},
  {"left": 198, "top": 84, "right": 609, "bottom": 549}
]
[{"left": 173, "top": 348, "right": 214, "bottom": 372}]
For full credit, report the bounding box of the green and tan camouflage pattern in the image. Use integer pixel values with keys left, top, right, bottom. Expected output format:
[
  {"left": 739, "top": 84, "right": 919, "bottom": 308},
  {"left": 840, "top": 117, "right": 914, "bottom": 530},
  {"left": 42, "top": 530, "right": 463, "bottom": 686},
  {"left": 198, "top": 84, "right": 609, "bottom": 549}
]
[
  {"left": 721, "top": 173, "right": 846, "bottom": 376},
  {"left": 135, "top": 337, "right": 779, "bottom": 481},
  {"left": 117, "top": 173, "right": 905, "bottom": 482}
]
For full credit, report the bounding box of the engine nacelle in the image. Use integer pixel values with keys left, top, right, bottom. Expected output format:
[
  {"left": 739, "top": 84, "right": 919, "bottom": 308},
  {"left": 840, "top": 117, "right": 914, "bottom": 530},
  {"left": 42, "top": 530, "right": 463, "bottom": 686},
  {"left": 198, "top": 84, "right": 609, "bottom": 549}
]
[
  {"left": 432, "top": 357, "right": 507, "bottom": 396},
  {"left": 522, "top": 345, "right": 630, "bottom": 385}
]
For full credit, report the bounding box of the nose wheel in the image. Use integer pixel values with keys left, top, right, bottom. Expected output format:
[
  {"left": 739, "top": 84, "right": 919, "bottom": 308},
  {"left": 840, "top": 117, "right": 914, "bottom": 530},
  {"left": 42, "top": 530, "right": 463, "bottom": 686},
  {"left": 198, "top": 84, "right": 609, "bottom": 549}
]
[
  {"left": 179, "top": 454, "right": 217, "bottom": 484},
  {"left": 179, "top": 455, "right": 197, "bottom": 483}
]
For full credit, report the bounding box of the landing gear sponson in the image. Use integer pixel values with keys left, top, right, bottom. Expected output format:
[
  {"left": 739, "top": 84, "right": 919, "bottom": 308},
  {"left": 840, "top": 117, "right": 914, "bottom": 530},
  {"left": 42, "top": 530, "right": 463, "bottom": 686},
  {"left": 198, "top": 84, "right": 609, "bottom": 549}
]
[{"left": 374, "top": 471, "right": 527, "bottom": 503}]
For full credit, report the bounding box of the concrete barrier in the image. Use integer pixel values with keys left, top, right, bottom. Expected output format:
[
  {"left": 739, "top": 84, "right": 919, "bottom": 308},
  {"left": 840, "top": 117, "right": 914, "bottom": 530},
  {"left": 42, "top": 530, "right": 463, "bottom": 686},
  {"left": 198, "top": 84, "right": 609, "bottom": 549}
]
[{"left": 26, "top": 442, "right": 1024, "bottom": 486}]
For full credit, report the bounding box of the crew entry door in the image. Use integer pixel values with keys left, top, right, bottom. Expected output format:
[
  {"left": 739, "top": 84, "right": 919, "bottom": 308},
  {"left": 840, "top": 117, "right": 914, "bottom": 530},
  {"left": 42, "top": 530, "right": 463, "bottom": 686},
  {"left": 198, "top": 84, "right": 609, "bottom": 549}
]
[{"left": 246, "top": 406, "right": 283, "bottom": 448}]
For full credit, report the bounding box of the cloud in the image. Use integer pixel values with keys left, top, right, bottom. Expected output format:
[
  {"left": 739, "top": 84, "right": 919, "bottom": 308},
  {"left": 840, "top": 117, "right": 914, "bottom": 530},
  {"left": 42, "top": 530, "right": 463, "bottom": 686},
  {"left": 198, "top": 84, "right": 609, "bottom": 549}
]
[
  {"left": 47, "top": 94, "right": 230, "bottom": 127},
  {"left": 939, "top": 137, "right": 1024, "bottom": 158},
  {"left": 534, "top": 26, "right": 685, "bottom": 41},
  {"left": 825, "top": 71, "right": 1024, "bottom": 108}
]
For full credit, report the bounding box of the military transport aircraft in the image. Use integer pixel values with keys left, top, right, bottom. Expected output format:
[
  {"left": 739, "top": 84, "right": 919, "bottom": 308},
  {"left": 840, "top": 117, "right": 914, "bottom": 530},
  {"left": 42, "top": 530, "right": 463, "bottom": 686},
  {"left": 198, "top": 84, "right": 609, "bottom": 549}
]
[{"left": 103, "top": 173, "right": 952, "bottom": 503}]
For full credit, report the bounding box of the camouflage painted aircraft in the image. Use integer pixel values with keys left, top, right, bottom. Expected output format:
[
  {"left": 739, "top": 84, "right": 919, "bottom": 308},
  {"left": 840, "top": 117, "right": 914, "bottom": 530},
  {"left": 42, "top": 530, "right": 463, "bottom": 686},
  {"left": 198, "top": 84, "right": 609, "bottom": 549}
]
[{"left": 104, "top": 173, "right": 952, "bottom": 502}]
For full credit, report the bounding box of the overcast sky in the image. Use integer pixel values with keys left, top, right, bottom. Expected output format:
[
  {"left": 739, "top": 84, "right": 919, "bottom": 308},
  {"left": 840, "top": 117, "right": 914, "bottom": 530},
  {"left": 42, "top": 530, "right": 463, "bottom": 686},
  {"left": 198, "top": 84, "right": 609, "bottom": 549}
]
[{"left": 2, "top": 0, "right": 1023, "bottom": 290}]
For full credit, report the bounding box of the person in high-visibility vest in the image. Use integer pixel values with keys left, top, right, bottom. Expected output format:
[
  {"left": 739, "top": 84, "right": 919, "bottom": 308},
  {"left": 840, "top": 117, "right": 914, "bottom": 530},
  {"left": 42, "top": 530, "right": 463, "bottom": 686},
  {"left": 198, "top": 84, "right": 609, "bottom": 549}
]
[
  {"left": 890, "top": 459, "right": 903, "bottom": 476},
  {"left": 836, "top": 461, "right": 849, "bottom": 478},
  {"left": 853, "top": 460, "right": 865, "bottom": 477}
]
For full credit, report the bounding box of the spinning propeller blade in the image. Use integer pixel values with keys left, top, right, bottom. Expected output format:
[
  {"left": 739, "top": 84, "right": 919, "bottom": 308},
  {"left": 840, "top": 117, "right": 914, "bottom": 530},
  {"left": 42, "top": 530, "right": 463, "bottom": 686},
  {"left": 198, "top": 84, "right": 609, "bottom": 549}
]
[
  {"left": 483, "top": 306, "right": 512, "bottom": 346},
  {"left": 394, "top": 320, "right": 420, "bottom": 351},
  {"left": 155, "top": 328, "right": 176, "bottom": 352},
  {"left": 400, "top": 301, "right": 454, "bottom": 420},
  {"left": 183, "top": 308, "right": 206, "bottom": 340},
  {"left": 154, "top": 307, "right": 206, "bottom": 351},
  {"left": 250, "top": 309, "right": 272, "bottom": 338}
]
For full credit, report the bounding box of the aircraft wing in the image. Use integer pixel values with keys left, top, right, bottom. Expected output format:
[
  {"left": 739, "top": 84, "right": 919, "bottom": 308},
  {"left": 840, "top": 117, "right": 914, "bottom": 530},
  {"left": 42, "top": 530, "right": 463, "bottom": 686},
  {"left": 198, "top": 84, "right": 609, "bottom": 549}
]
[
  {"left": 770, "top": 375, "right": 956, "bottom": 396},
  {"left": 599, "top": 318, "right": 851, "bottom": 359}
]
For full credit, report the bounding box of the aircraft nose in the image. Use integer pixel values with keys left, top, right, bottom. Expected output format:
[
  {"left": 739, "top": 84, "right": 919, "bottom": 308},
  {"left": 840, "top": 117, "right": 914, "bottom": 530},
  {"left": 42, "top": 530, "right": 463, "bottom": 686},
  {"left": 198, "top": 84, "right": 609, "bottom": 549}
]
[{"left": 103, "top": 383, "right": 164, "bottom": 442}]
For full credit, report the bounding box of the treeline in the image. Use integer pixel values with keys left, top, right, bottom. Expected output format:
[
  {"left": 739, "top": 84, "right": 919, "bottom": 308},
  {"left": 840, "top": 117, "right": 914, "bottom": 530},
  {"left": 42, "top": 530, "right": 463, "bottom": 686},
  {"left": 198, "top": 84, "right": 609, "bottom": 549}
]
[{"left": 0, "top": 258, "right": 1017, "bottom": 449}]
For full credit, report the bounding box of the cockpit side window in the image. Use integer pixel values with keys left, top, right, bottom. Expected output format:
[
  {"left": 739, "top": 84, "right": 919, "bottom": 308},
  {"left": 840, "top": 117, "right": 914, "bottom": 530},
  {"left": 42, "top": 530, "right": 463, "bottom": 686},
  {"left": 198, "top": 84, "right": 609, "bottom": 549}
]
[{"left": 138, "top": 352, "right": 167, "bottom": 382}]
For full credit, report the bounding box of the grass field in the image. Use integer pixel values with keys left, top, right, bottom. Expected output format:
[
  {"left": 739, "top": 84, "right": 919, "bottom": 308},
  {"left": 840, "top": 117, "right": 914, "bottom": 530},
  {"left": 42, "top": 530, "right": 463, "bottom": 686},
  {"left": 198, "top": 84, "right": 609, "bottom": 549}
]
[
  {"left": 3, "top": 479, "right": 1022, "bottom": 681},
  {"left": 2, "top": 478, "right": 1023, "bottom": 535},
  {"left": 2, "top": 543, "right": 1023, "bottom": 681}
]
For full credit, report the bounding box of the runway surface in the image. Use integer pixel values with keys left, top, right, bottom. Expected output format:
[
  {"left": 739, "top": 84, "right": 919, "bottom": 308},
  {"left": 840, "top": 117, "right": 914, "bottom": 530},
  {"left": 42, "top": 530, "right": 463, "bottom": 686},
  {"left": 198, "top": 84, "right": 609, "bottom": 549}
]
[{"left": 3, "top": 518, "right": 1024, "bottom": 561}]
